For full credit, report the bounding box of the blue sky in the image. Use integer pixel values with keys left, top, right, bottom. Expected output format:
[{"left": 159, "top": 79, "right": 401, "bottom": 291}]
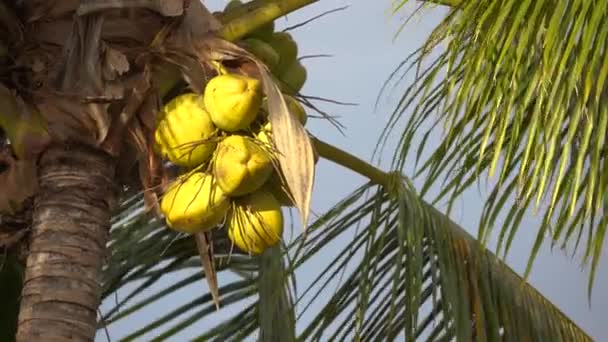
[{"left": 97, "top": 1, "right": 608, "bottom": 340}]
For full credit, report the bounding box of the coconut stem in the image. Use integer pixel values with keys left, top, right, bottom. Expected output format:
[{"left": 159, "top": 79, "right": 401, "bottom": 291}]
[
  {"left": 311, "top": 136, "right": 390, "bottom": 188},
  {"left": 220, "top": 0, "right": 319, "bottom": 41},
  {"left": 218, "top": 0, "right": 461, "bottom": 44}
]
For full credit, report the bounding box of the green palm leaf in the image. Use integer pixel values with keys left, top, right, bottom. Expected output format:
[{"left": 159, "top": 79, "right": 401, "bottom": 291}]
[
  {"left": 381, "top": 0, "right": 608, "bottom": 290},
  {"left": 100, "top": 177, "right": 591, "bottom": 340},
  {"left": 294, "top": 178, "right": 590, "bottom": 341}
]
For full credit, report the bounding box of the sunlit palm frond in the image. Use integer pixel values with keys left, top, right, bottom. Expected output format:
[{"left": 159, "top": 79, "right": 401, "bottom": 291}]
[
  {"left": 382, "top": 0, "right": 608, "bottom": 287},
  {"left": 102, "top": 178, "right": 591, "bottom": 341},
  {"left": 294, "top": 179, "right": 591, "bottom": 341},
  {"left": 99, "top": 196, "right": 296, "bottom": 341}
]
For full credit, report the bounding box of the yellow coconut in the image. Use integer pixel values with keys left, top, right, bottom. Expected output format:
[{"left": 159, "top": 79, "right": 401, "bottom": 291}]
[
  {"left": 267, "top": 32, "right": 298, "bottom": 74},
  {"left": 154, "top": 93, "right": 217, "bottom": 167},
  {"left": 160, "top": 172, "right": 230, "bottom": 234},
  {"left": 279, "top": 60, "right": 307, "bottom": 95},
  {"left": 227, "top": 190, "right": 283, "bottom": 254},
  {"left": 261, "top": 95, "right": 307, "bottom": 125},
  {"left": 213, "top": 135, "right": 273, "bottom": 197},
  {"left": 241, "top": 38, "right": 280, "bottom": 72},
  {"left": 204, "top": 73, "right": 263, "bottom": 132}
]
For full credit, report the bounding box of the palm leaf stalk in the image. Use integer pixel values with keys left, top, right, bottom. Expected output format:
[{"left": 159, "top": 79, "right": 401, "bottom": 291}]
[{"left": 381, "top": 0, "right": 608, "bottom": 293}]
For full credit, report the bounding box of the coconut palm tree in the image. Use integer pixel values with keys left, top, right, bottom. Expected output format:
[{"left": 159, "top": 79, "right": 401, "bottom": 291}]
[{"left": 0, "top": 0, "right": 604, "bottom": 341}]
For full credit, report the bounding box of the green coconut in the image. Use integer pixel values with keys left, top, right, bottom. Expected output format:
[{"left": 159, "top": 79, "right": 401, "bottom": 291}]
[
  {"left": 241, "top": 38, "right": 280, "bottom": 72},
  {"left": 279, "top": 59, "right": 307, "bottom": 95},
  {"left": 249, "top": 21, "right": 275, "bottom": 41},
  {"left": 267, "top": 32, "right": 298, "bottom": 74}
]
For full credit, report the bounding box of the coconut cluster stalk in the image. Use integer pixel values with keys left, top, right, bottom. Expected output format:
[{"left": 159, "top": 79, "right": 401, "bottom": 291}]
[{"left": 220, "top": 0, "right": 319, "bottom": 41}]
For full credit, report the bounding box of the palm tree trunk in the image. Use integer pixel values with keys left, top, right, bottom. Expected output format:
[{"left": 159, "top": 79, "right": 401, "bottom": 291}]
[{"left": 16, "top": 143, "right": 116, "bottom": 342}]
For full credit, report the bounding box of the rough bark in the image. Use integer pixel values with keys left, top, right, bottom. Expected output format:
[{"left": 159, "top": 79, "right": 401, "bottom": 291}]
[{"left": 16, "top": 143, "right": 116, "bottom": 342}]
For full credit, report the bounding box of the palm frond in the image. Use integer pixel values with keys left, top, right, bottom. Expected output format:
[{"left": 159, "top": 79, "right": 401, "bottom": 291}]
[
  {"left": 101, "top": 178, "right": 592, "bottom": 341},
  {"left": 382, "top": 0, "right": 608, "bottom": 288},
  {"left": 294, "top": 179, "right": 591, "bottom": 341}
]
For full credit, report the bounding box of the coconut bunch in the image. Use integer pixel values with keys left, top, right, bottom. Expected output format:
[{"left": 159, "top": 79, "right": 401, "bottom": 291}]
[
  {"left": 151, "top": 0, "right": 315, "bottom": 256},
  {"left": 154, "top": 66, "right": 312, "bottom": 255}
]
